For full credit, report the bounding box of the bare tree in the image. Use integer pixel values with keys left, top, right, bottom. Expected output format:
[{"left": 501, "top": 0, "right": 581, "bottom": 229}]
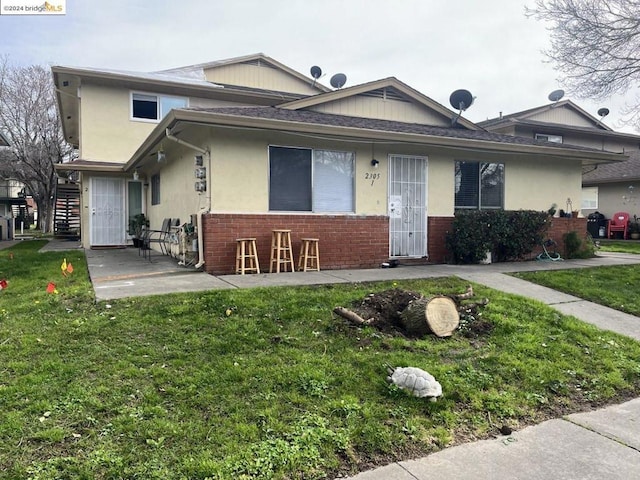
[
  {"left": 0, "top": 56, "right": 73, "bottom": 232},
  {"left": 527, "top": 0, "right": 640, "bottom": 129}
]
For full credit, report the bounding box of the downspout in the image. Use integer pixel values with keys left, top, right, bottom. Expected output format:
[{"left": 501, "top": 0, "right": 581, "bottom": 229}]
[{"left": 164, "top": 128, "right": 210, "bottom": 269}]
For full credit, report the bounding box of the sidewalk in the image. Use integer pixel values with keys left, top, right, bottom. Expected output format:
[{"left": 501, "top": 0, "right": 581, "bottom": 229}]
[{"left": 5, "top": 239, "right": 640, "bottom": 479}]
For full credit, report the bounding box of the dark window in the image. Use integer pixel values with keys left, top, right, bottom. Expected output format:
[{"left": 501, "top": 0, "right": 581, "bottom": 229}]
[
  {"left": 455, "top": 161, "right": 504, "bottom": 209},
  {"left": 268, "top": 146, "right": 354, "bottom": 212},
  {"left": 269, "top": 146, "right": 312, "bottom": 211},
  {"left": 151, "top": 174, "right": 160, "bottom": 205},
  {"left": 132, "top": 93, "right": 158, "bottom": 120}
]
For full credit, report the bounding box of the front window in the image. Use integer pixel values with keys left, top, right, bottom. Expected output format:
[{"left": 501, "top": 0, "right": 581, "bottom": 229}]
[
  {"left": 269, "top": 146, "right": 354, "bottom": 212},
  {"left": 131, "top": 92, "right": 187, "bottom": 121},
  {"left": 455, "top": 161, "right": 504, "bottom": 209}
]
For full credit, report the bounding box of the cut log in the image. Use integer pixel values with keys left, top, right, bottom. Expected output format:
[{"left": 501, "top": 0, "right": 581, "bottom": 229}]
[{"left": 400, "top": 295, "right": 460, "bottom": 337}]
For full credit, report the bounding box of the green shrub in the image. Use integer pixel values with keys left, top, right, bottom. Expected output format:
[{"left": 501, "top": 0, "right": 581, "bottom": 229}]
[
  {"left": 563, "top": 230, "right": 596, "bottom": 259},
  {"left": 446, "top": 210, "right": 549, "bottom": 264}
]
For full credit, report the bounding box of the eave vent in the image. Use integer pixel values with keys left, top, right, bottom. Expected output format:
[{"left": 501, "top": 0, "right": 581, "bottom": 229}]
[
  {"left": 360, "top": 87, "right": 409, "bottom": 103},
  {"left": 240, "top": 59, "right": 276, "bottom": 69}
]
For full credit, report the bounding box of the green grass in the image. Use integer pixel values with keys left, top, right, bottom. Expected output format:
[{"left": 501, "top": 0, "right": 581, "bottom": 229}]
[
  {"left": 596, "top": 240, "right": 640, "bottom": 254},
  {"left": 2, "top": 241, "right": 640, "bottom": 479},
  {"left": 514, "top": 264, "right": 640, "bottom": 316}
]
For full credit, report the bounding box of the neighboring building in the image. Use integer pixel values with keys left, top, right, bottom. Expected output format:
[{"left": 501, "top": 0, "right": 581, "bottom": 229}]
[
  {"left": 479, "top": 100, "right": 640, "bottom": 219},
  {"left": 581, "top": 150, "right": 640, "bottom": 220},
  {"left": 53, "top": 54, "right": 626, "bottom": 274},
  {"left": 1, "top": 133, "right": 28, "bottom": 239}
]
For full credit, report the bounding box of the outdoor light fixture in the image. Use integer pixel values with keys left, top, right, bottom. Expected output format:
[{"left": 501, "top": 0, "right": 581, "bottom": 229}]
[
  {"left": 157, "top": 149, "right": 166, "bottom": 163},
  {"left": 371, "top": 159, "right": 379, "bottom": 168},
  {"left": 133, "top": 170, "right": 140, "bottom": 181}
]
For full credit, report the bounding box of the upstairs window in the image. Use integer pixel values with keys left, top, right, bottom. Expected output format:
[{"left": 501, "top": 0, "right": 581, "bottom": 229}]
[
  {"left": 535, "top": 133, "right": 563, "bottom": 144},
  {"left": 131, "top": 93, "right": 187, "bottom": 122},
  {"left": 455, "top": 161, "right": 504, "bottom": 209}
]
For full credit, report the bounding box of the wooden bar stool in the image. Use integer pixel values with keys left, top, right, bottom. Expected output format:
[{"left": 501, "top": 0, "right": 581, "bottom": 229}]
[
  {"left": 298, "top": 238, "right": 320, "bottom": 272},
  {"left": 235, "top": 238, "right": 260, "bottom": 274},
  {"left": 269, "top": 229, "right": 295, "bottom": 273}
]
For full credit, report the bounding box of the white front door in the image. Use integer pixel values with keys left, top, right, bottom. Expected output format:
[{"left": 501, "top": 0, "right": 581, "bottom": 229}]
[
  {"left": 90, "top": 177, "right": 126, "bottom": 247},
  {"left": 388, "top": 155, "right": 427, "bottom": 257}
]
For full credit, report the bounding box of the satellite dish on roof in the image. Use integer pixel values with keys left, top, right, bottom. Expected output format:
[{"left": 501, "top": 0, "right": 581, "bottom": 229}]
[
  {"left": 449, "top": 89, "right": 474, "bottom": 111},
  {"left": 330, "top": 73, "right": 347, "bottom": 89},
  {"left": 449, "top": 89, "right": 474, "bottom": 126},
  {"left": 310, "top": 66, "right": 323, "bottom": 87},
  {"left": 596, "top": 107, "right": 610, "bottom": 127},
  {"left": 310, "top": 66, "right": 322, "bottom": 79},
  {"left": 548, "top": 89, "right": 565, "bottom": 102}
]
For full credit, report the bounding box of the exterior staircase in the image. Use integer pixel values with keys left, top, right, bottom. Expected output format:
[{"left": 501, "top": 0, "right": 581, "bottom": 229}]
[{"left": 54, "top": 182, "right": 81, "bottom": 239}]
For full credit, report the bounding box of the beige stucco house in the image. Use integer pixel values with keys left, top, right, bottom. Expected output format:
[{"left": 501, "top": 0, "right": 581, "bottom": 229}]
[
  {"left": 53, "top": 54, "right": 626, "bottom": 274},
  {"left": 479, "top": 99, "right": 640, "bottom": 222}
]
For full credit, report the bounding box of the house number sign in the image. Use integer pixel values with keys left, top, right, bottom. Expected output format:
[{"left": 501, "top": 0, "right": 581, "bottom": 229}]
[{"left": 365, "top": 172, "right": 381, "bottom": 186}]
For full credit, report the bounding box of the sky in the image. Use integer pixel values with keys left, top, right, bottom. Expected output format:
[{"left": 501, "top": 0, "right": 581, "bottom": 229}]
[{"left": 0, "top": 0, "right": 636, "bottom": 133}]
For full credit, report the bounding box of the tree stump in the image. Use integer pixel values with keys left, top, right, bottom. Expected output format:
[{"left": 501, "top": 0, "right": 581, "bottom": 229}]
[{"left": 400, "top": 295, "right": 460, "bottom": 337}]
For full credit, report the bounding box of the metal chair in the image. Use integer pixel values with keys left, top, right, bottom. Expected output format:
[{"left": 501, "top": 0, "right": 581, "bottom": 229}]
[{"left": 141, "top": 218, "right": 173, "bottom": 260}]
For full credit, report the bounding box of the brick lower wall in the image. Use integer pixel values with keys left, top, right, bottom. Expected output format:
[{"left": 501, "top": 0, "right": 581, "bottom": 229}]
[
  {"left": 200, "top": 214, "right": 589, "bottom": 274},
  {"left": 533, "top": 217, "right": 587, "bottom": 258},
  {"left": 427, "top": 216, "right": 455, "bottom": 264},
  {"left": 201, "top": 214, "right": 390, "bottom": 275}
]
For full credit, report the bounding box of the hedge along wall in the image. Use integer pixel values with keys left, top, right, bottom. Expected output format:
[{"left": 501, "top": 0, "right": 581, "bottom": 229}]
[
  {"left": 201, "top": 214, "right": 389, "bottom": 275},
  {"left": 445, "top": 212, "right": 587, "bottom": 263}
]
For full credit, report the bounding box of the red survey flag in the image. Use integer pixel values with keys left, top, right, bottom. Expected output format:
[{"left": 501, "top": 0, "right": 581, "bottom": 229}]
[
  {"left": 46, "top": 282, "right": 58, "bottom": 294},
  {"left": 0, "top": 279, "right": 7, "bottom": 290}
]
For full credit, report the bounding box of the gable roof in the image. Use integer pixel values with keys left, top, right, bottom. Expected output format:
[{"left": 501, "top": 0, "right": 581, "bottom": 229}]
[
  {"left": 158, "top": 53, "right": 331, "bottom": 94},
  {"left": 52, "top": 54, "right": 317, "bottom": 148},
  {"left": 279, "top": 77, "right": 479, "bottom": 130},
  {"left": 479, "top": 99, "right": 613, "bottom": 131}
]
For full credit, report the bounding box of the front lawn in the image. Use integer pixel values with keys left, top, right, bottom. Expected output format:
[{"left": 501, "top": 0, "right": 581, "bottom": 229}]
[
  {"left": 596, "top": 240, "right": 640, "bottom": 255},
  {"left": 2, "top": 241, "right": 640, "bottom": 479},
  {"left": 514, "top": 265, "right": 640, "bottom": 316}
]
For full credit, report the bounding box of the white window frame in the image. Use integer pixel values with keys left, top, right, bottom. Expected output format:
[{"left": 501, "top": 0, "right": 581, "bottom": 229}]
[
  {"left": 535, "top": 133, "right": 563, "bottom": 144},
  {"left": 581, "top": 186, "right": 598, "bottom": 209},
  {"left": 130, "top": 91, "right": 188, "bottom": 123}
]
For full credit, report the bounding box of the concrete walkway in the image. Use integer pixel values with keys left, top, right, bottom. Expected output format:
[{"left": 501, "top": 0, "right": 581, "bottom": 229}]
[{"left": 3, "top": 238, "right": 640, "bottom": 479}]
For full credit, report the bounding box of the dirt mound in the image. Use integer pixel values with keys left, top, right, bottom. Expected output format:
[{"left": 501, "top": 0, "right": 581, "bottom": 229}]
[{"left": 345, "top": 288, "right": 493, "bottom": 338}]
